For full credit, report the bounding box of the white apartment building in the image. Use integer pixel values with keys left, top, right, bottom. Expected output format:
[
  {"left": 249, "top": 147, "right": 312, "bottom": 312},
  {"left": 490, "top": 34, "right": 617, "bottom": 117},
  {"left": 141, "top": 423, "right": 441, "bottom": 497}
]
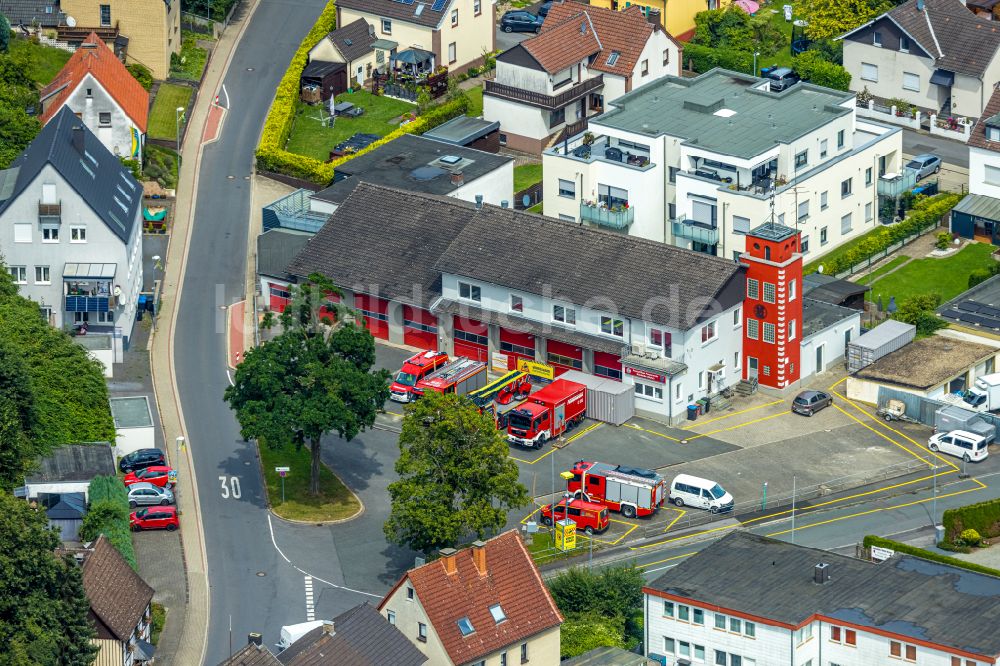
[
  {"left": 645, "top": 531, "right": 1000, "bottom": 666},
  {"left": 0, "top": 106, "right": 144, "bottom": 359},
  {"left": 543, "top": 69, "right": 904, "bottom": 262}
]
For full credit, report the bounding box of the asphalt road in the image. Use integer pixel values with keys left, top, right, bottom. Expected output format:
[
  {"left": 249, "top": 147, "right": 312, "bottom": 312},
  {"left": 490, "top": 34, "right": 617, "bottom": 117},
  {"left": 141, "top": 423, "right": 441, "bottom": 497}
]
[
  {"left": 902, "top": 127, "right": 969, "bottom": 169},
  {"left": 172, "top": 0, "right": 327, "bottom": 661}
]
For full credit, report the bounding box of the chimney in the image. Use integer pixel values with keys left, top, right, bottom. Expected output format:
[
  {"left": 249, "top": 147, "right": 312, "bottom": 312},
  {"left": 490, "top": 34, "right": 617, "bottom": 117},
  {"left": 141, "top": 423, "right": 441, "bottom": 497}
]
[
  {"left": 440, "top": 547, "right": 458, "bottom": 575},
  {"left": 451, "top": 171, "right": 464, "bottom": 186},
  {"left": 472, "top": 540, "right": 487, "bottom": 575},
  {"left": 322, "top": 621, "right": 335, "bottom": 636},
  {"left": 814, "top": 562, "right": 830, "bottom": 584},
  {"left": 475, "top": 194, "right": 483, "bottom": 210},
  {"left": 247, "top": 632, "right": 263, "bottom": 647},
  {"left": 501, "top": 200, "right": 509, "bottom": 208},
  {"left": 72, "top": 125, "right": 85, "bottom": 154}
]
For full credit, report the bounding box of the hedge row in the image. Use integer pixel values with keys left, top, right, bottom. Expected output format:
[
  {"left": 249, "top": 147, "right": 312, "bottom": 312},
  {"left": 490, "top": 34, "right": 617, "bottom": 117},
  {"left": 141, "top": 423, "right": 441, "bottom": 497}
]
[
  {"left": 942, "top": 497, "right": 1000, "bottom": 543},
  {"left": 81, "top": 474, "right": 137, "bottom": 570},
  {"left": 254, "top": 0, "right": 471, "bottom": 185},
  {"left": 817, "top": 193, "right": 962, "bottom": 276},
  {"left": 862, "top": 535, "right": 1000, "bottom": 578},
  {"left": 682, "top": 43, "right": 753, "bottom": 75}
]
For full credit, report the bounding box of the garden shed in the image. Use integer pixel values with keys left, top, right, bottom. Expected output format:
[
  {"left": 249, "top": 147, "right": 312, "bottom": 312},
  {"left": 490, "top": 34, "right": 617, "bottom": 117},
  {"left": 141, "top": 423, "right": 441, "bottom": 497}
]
[
  {"left": 301, "top": 60, "right": 347, "bottom": 102},
  {"left": 110, "top": 396, "right": 155, "bottom": 457}
]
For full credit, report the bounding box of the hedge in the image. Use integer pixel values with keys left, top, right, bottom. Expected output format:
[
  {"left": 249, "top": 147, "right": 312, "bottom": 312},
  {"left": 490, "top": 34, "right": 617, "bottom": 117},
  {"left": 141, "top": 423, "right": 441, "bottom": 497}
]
[
  {"left": 862, "top": 535, "right": 1000, "bottom": 578},
  {"left": 942, "top": 497, "right": 1000, "bottom": 544},
  {"left": 682, "top": 43, "right": 753, "bottom": 75},
  {"left": 806, "top": 193, "right": 962, "bottom": 276},
  {"left": 254, "top": 0, "right": 471, "bottom": 185},
  {"left": 80, "top": 475, "right": 137, "bottom": 570}
]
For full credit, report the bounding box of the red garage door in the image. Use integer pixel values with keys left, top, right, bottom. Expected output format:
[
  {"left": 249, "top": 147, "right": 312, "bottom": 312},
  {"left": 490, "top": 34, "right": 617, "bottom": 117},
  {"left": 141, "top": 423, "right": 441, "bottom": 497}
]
[
  {"left": 268, "top": 283, "right": 291, "bottom": 313},
  {"left": 500, "top": 328, "right": 535, "bottom": 371},
  {"left": 403, "top": 305, "right": 438, "bottom": 350},
  {"left": 354, "top": 294, "right": 389, "bottom": 340},
  {"left": 454, "top": 316, "right": 489, "bottom": 362},
  {"left": 546, "top": 340, "right": 584, "bottom": 376},
  {"left": 594, "top": 350, "right": 623, "bottom": 380}
]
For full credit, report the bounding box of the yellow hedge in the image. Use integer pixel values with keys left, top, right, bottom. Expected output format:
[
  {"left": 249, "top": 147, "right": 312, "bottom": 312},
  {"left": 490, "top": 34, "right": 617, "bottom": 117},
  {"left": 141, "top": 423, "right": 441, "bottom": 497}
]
[{"left": 254, "top": 0, "right": 471, "bottom": 185}]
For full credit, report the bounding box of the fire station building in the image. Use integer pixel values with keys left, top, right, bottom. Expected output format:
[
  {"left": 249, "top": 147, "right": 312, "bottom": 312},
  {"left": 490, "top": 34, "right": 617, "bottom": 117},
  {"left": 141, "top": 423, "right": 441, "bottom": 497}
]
[{"left": 283, "top": 182, "right": 859, "bottom": 423}]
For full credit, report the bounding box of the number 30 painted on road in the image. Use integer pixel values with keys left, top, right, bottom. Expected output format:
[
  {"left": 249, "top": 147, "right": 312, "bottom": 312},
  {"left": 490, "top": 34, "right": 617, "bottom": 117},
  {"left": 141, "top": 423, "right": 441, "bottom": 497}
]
[{"left": 219, "top": 475, "right": 241, "bottom": 499}]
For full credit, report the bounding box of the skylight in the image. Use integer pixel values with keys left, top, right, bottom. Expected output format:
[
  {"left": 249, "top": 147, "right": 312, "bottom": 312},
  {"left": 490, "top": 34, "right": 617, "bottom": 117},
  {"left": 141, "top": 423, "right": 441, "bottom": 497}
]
[
  {"left": 457, "top": 617, "right": 475, "bottom": 636},
  {"left": 489, "top": 604, "right": 507, "bottom": 624},
  {"left": 79, "top": 159, "right": 95, "bottom": 179},
  {"left": 713, "top": 108, "right": 737, "bottom": 118},
  {"left": 606, "top": 51, "right": 620, "bottom": 66}
]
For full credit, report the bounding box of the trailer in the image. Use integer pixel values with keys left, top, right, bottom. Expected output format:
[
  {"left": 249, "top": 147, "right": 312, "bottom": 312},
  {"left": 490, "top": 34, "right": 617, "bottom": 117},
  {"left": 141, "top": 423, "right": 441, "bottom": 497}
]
[
  {"left": 413, "top": 357, "right": 487, "bottom": 397},
  {"left": 506, "top": 379, "right": 587, "bottom": 449},
  {"left": 876, "top": 399, "right": 918, "bottom": 423},
  {"left": 565, "top": 460, "right": 665, "bottom": 518},
  {"left": 935, "top": 405, "right": 996, "bottom": 444}
]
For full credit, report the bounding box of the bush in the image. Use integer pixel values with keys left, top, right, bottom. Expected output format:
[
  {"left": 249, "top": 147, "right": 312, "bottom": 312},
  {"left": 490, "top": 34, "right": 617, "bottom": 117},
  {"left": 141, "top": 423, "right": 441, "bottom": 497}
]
[
  {"left": 863, "top": 535, "right": 1000, "bottom": 578},
  {"left": 892, "top": 293, "right": 947, "bottom": 336},
  {"left": 935, "top": 232, "right": 952, "bottom": 250},
  {"left": 549, "top": 564, "right": 644, "bottom": 652},
  {"left": 126, "top": 63, "right": 153, "bottom": 91},
  {"left": 81, "top": 474, "right": 137, "bottom": 569},
  {"left": 692, "top": 7, "right": 784, "bottom": 55},
  {"left": 119, "top": 157, "right": 141, "bottom": 180},
  {"left": 793, "top": 50, "right": 851, "bottom": 91},
  {"left": 560, "top": 613, "right": 626, "bottom": 659},
  {"left": 960, "top": 528, "right": 983, "bottom": 547},
  {"left": 943, "top": 497, "right": 1000, "bottom": 543}
]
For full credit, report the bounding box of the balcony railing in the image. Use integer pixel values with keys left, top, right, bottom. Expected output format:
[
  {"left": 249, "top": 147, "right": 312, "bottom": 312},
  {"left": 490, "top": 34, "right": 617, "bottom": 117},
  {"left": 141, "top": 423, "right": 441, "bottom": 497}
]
[
  {"left": 39, "top": 201, "right": 61, "bottom": 223},
  {"left": 672, "top": 217, "right": 719, "bottom": 245},
  {"left": 581, "top": 202, "right": 634, "bottom": 230},
  {"left": 65, "top": 295, "right": 110, "bottom": 312},
  {"left": 484, "top": 75, "right": 603, "bottom": 110},
  {"left": 877, "top": 171, "right": 917, "bottom": 198}
]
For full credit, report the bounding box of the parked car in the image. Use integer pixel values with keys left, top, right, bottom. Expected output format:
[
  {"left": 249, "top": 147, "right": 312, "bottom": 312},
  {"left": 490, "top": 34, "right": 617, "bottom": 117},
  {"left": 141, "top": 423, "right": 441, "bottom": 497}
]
[
  {"left": 928, "top": 429, "right": 989, "bottom": 463},
  {"left": 669, "top": 474, "right": 734, "bottom": 513},
  {"left": 130, "top": 505, "right": 179, "bottom": 531},
  {"left": 762, "top": 66, "right": 800, "bottom": 92},
  {"left": 539, "top": 498, "right": 610, "bottom": 535},
  {"left": 791, "top": 390, "right": 833, "bottom": 416},
  {"left": 127, "top": 482, "right": 174, "bottom": 508},
  {"left": 905, "top": 153, "right": 942, "bottom": 180},
  {"left": 123, "top": 465, "right": 177, "bottom": 489},
  {"left": 500, "top": 10, "right": 544, "bottom": 33},
  {"left": 119, "top": 448, "right": 166, "bottom": 473},
  {"left": 537, "top": 0, "right": 552, "bottom": 17}
]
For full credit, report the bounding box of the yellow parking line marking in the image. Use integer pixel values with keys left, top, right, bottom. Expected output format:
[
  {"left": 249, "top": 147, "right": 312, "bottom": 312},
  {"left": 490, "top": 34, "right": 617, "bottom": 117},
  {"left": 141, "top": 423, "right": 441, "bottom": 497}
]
[
  {"left": 831, "top": 403, "right": 942, "bottom": 469},
  {"left": 663, "top": 508, "right": 686, "bottom": 533},
  {"left": 625, "top": 423, "right": 682, "bottom": 442},
  {"left": 520, "top": 506, "right": 543, "bottom": 525},
  {"left": 827, "top": 376, "right": 848, "bottom": 391},
  {"left": 509, "top": 422, "right": 602, "bottom": 465},
  {"left": 566, "top": 422, "right": 602, "bottom": 443},
  {"left": 685, "top": 410, "right": 788, "bottom": 441},
  {"left": 509, "top": 455, "right": 537, "bottom": 464},
  {"left": 642, "top": 552, "right": 697, "bottom": 569},
  {"left": 631, "top": 522, "right": 738, "bottom": 550},
  {"left": 681, "top": 399, "right": 785, "bottom": 430},
  {"left": 597, "top": 523, "right": 639, "bottom": 546}
]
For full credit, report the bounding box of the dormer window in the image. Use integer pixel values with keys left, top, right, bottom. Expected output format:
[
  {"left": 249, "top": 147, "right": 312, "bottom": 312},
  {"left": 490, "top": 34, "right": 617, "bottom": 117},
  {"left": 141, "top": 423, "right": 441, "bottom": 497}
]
[
  {"left": 987, "top": 124, "right": 1000, "bottom": 142},
  {"left": 606, "top": 51, "right": 620, "bottom": 66}
]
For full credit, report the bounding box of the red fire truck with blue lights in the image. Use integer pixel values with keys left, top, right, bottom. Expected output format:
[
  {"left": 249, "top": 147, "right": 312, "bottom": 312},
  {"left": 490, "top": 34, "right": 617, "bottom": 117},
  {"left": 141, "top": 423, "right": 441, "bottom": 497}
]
[
  {"left": 565, "top": 460, "right": 665, "bottom": 518},
  {"left": 389, "top": 351, "right": 450, "bottom": 403},
  {"left": 413, "top": 357, "right": 487, "bottom": 397},
  {"left": 506, "top": 379, "right": 586, "bottom": 449}
]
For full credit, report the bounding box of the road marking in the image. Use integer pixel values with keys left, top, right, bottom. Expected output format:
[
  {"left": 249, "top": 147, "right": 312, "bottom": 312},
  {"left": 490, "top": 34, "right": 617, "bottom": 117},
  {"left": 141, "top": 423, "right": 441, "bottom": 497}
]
[
  {"left": 631, "top": 522, "right": 739, "bottom": 550},
  {"left": 641, "top": 551, "right": 696, "bottom": 571},
  {"left": 831, "top": 403, "right": 938, "bottom": 468},
  {"left": 625, "top": 422, "right": 682, "bottom": 442},
  {"left": 226, "top": 369, "right": 234, "bottom": 386},
  {"left": 509, "top": 423, "right": 602, "bottom": 465},
  {"left": 304, "top": 576, "right": 315, "bottom": 621},
  {"left": 685, "top": 409, "right": 788, "bottom": 441},
  {"left": 267, "top": 515, "right": 291, "bottom": 563},
  {"left": 663, "top": 508, "right": 686, "bottom": 533},
  {"left": 681, "top": 399, "right": 784, "bottom": 430}
]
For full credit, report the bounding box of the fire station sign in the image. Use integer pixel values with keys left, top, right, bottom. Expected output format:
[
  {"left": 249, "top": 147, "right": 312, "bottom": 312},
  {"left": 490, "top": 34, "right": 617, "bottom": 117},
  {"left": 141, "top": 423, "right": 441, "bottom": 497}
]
[
  {"left": 518, "top": 359, "right": 555, "bottom": 380},
  {"left": 625, "top": 366, "right": 666, "bottom": 383},
  {"left": 555, "top": 519, "right": 576, "bottom": 551}
]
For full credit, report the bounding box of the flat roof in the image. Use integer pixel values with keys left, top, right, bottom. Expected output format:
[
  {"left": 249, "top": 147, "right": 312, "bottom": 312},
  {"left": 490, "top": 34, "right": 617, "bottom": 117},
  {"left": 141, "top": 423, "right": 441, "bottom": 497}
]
[
  {"left": 803, "top": 273, "right": 870, "bottom": 303},
  {"left": 64, "top": 263, "right": 117, "bottom": 279},
  {"left": 422, "top": 116, "right": 500, "bottom": 145},
  {"left": 802, "top": 298, "right": 858, "bottom": 339},
  {"left": 648, "top": 532, "right": 1000, "bottom": 658},
  {"left": 855, "top": 335, "right": 997, "bottom": 389},
  {"left": 938, "top": 274, "right": 1000, "bottom": 330},
  {"left": 594, "top": 68, "right": 853, "bottom": 159},
  {"left": 109, "top": 396, "right": 153, "bottom": 429}
]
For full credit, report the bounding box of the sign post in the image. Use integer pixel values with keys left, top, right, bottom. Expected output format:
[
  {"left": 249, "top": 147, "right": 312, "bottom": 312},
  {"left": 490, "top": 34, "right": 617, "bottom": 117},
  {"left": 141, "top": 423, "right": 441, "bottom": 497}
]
[{"left": 275, "top": 467, "right": 290, "bottom": 504}]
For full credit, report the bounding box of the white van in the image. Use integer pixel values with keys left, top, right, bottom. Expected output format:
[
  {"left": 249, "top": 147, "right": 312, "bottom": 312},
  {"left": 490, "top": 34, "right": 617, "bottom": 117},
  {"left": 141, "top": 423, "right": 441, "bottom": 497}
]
[
  {"left": 277, "top": 620, "right": 326, "bottom": 651},
  {"left": 928, "top": 430, "right": 989, "bottom": 463},
  {"left": 669, "top": 474, "right": 734, "bottom": 513}
]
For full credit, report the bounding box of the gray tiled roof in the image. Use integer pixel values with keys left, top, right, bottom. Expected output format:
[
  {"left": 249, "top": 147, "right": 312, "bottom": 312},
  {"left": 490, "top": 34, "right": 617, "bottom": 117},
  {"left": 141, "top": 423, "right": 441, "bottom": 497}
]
[
  {"left": 257, "top": 229, "right": 313, "bottom": 279},
  {"left": 0, "top": 106, "right": 141, "bottom": 243},
  {"left": 888, "top": 0, "right": 1000, "bottom": 77},
  {"left": 218, "top": 643, "right": 282, "bottom": 666},
  {"left": 25, "top": 444, "right": 115, "bottom": 483},
  {"left": 594, "top": 69, "right": 853, "bottom": 160},
  {"left": 0, "top": 0, "right": 63, "bottom": 26},
  {"left": 335, "top": 0, "right": 451, "bottom": 28},
  {"left": 323, "top": 19, "right": 378, "bottom": 63},
  {"left": 648, "top": 531, "right": 1000, "bottom": 657}
]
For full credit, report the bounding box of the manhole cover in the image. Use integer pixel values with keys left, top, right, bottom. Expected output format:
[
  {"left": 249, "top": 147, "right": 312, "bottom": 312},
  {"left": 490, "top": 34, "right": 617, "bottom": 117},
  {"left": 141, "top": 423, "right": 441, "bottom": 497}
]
[
  {"left": 256, "top": 571, "right": 266, "bottom": 577},
  {"left": 247, "top": 67, "right": 254, "bottom": 71},
  {"left": 244, "top": 176, "right": 250, "bottom": 180},
  {"left": 227, "top": 175, "right": 235, "bottom": 179}
]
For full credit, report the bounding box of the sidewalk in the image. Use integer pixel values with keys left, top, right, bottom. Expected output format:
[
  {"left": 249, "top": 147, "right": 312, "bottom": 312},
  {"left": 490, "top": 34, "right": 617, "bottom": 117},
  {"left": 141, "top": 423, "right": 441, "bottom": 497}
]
[{"left": 145, "top": 0, "right": 262, "bottom": 662}]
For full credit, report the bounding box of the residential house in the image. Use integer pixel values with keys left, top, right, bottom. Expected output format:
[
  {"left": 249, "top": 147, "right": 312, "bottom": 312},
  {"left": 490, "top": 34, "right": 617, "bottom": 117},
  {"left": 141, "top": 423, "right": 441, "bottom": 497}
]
[
  {"left": 484, "top": 3, "right": 681, "bottom": 153},
  {"left": 22, "top": 443, "right": 115, "bottom": 502},
  {"left": 306, "top": 18, "right": 382, "bottom": 96},
  {"left": 39, "top": 32, "right": 148, "bottom": 161},
  {"left": 585, "top": 0, "right": 728, "bottom": 42},
  {"left": 840, "top": 0, "right": 1000, "bottom": 119},
  {"left": 542, "top": 69, "right": 902, "bottom": 262},
  {"left": 59, "top": 0, "right": 181, "bottom": 79},
  {"left": 73, "top": 535, "right": 156, "bottom": 666},
  {"left": 377, "top": 531, "right": 563, "bottom": 665},
  {"left": 0, "top": 105, "right": 144, "bottom": 358},
  {"left": 0, "top": 0, "right": 64, "bottom": 27},
  {"left": 335, "top": 0, "right": 494, "bottom": 76},
  {"left": 37, "top": 492, "right": 88, "bottom": 541},
  {"left": 952, "top": 85, "right": 1000, "bottom": 242},
  {"left": 644, "top": 531, "right": 1000, "bottom": 666}
]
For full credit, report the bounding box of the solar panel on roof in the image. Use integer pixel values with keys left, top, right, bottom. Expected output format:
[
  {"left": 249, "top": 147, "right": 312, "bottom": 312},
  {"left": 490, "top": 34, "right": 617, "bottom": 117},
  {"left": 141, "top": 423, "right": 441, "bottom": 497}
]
[
  {"left": 971, "top": 314, "right": 1000, "bottom": 329},
  {"left": 979, "top": 304, "right": 1000, "bottom": 318},
  {"left": 396, "top": 0, "right": 416, "bottom": 6},
  {"left": 431, "top": 0, "right": 447, "bottom": 11},
  {"left": 958, "top": 301, "right": 982, "bottom": 312}
]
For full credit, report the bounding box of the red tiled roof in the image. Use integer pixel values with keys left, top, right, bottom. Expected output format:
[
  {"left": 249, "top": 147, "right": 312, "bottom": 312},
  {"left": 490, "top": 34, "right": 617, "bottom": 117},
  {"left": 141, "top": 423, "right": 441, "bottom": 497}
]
[
  {"left": 39, "top": 31, "right": 149, "bottom": 132},
  {"left": 544, "top": 3, "right": 654, "bottom": 77},
  {"left": 522, "top": 10, "right": 601, "bottom": 73},
  {"left": 378, "top": 531, "right": 563, "bottom": 665},
  {"left": 969, "top": 84, "right": 1000, "bottom": 153}
]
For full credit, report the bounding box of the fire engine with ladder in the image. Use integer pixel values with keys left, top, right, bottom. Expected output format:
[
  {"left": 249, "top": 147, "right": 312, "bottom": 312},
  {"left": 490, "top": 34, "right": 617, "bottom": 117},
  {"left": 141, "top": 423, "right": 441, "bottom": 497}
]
[
  {"left": 468, "top": 370, "right": 534, "bottom": 428},
  {"left": 565, "top": 460, "right": 665, "bottom": 518},
  {"left": 413, "top": 357, "right": 487, "bottom": 396}
]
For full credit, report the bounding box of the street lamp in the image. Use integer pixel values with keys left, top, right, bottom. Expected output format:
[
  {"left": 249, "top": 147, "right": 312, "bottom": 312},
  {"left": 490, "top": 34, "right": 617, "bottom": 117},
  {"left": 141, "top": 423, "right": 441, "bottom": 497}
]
[
  {"left": 150, "top": 255, "right": 161, "bottom": 331},
  {"left": 175, "top": 107, "right": 185, "bottom": 157},
  {"left": 753, "top": 51, "right": 760, "bottom": 77}
]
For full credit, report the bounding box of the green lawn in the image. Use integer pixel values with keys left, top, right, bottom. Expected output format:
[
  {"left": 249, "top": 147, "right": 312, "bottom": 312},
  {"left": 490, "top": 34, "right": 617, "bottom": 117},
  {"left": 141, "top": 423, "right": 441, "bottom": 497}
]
[
  {"left": 758, "top": 4, "right": 798, "bottom": 70},
  {"left": 9, "top": 37, "right": 72, "bottom": 86},
  {"left": 168, "top": 32, "right": 209, "bottom": 81},
  {"left": 514, "top": 163, "right": 543, "bottom": 192},
  {"left": 257, "top": 440, "right": 361, "bottom": 522},
  {"left": 465, "top": 84, "right": 483, "bottom": 118},
  {"left": 285, "top": 90, "right": 416, "bottom": 162},
  {"left": 855, "top": 255, "right": 910, "bottom": 286},
  {"left": 148, "top": 83, "right": 193, "bottom": 140},
  {"left": 527, "top": 202, "right": 543, "bottom": 213},
  {"left": 869, "top": 243, "right": 998, "bottom": 303}
]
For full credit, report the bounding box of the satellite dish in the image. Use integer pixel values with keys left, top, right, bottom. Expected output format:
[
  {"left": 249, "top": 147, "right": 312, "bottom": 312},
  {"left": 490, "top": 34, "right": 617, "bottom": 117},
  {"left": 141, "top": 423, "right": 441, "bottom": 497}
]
[
  {"left": 817, "top": 265, "right": 824, "bottom": 274},
  {"left": 66, "top": 15, "right": 77, "bottom": 27},
  {"left": 113, "top": 285, "right": 122, "bottom": 297}
]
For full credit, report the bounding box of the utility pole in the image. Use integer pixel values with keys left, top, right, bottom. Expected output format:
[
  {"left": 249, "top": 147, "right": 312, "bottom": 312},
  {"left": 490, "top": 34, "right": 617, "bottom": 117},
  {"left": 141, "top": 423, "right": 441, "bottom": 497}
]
[{"left": 791, "top": 476, "right": 797, "bottom": 543}]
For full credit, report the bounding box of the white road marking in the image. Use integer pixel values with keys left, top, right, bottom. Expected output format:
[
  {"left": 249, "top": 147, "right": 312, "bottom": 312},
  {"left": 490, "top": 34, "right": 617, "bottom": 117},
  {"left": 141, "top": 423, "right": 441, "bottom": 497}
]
[
  {"left": 267, "top": 514, "right": 291, "bottom": 563},
  {"left": 221, "top": 84, "right": 230, "bottom": 109},
  {"left": 227, "top": 369, "right": 234, "bottom": 386},
  {"left": 644, "top": 563, "right": 683, "bottom": 574},
  {"left": 304, "top": 576, "right": 316, "bottom": 621}
]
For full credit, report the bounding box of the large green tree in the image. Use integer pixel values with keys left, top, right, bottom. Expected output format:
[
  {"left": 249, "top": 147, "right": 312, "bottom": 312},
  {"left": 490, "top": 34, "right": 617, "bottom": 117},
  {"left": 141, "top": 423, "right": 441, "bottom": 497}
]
[
  {"left": 0, "top": 47, "right": 41, "bottom": 169},
  {"left": 549, "top": 565, "right": 646, "bottom": 657},
  {"left": 384, "top": 391, "right": 530, "bottom": 554},
  {"left": 801, "top": 0, "right": 891, "bottom": 40},
  {"left": 224, "top": 274, "right": 389, "bottom": 494},
  {"left": 0, "top": 491, "right": 97, "bottom": 665},
  {"left": 0, "top": 338, "right": 41, "bottom": 490}
]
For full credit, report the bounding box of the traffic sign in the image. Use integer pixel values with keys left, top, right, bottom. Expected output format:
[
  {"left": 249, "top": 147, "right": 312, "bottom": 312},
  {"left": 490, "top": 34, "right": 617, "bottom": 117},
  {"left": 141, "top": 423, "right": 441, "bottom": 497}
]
[{"left": 275, "top": 466, "right": 290, "bottom": 473}]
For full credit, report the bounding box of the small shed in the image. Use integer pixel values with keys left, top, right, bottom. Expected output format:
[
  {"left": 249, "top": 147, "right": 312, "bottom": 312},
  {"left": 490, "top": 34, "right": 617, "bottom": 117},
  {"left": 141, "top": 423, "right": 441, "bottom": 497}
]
[
  {"left": 423, "top": 116, "right": 502, "bottom": 153},
  {"left": 24, "top": 444, "right": 116, "bottom": 501},
  {"left": 40, "top": 492, "right": 87, "bottom": 541},
  {"left": 847, "top": 320, "right": 916, "bottom": 372},
  {"left": 110, "top": 396, "right": 155, "bottom": 457},
  {"left": 561, "top": 369, "right": 634, "bottom": 425},
  {"left": 802, "top": 273, "right": 870, "bottom": 310},
  {"left": 301, "top": 60, "right": 347, "bottom": 102}
]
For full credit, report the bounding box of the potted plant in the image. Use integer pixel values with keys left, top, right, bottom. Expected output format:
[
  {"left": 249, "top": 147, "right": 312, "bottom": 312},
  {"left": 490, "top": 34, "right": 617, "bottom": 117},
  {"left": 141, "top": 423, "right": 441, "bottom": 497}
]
[{"left": 582, "top": 131, "right": 596, "bottom": 146}]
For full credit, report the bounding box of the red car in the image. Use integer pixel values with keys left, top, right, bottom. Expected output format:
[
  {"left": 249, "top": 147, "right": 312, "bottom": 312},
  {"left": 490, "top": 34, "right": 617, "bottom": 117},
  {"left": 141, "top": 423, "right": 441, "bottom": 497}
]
[
  {"left": 123, "top": 466, "right": 177, "bottom": 489},
  {"left": 130, "top": 506, "right": 179, "bottom": 531}
]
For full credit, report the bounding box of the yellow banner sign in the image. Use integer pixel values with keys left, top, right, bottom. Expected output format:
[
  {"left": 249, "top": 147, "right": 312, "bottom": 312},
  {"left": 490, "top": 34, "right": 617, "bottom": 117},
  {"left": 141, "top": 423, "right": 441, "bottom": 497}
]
[
  {"left": 517, "top": 359, "right": 555, "bottom": 380},
  {"left": 554, "top": 519, "right": 577, "bottom": 551}
]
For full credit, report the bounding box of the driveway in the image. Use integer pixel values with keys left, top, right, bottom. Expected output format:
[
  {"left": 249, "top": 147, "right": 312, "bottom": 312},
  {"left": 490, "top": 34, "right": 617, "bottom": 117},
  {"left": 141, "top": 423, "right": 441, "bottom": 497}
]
[{"left": 496, "top": 25, "right": 534, "bottom": 52}]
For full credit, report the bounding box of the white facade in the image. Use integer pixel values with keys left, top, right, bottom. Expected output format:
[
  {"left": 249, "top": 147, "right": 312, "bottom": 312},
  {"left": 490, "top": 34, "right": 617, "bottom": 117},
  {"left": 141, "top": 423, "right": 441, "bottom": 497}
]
[
  {"left": 57, "top": 74, "right": 145, "bottom": 161},
  {"left": 970, "top": 145, "right": 1000, "bottom": 198},
  {"left": 0, "top": 164, "right": 143, "bottom": 352},
  {"left": 25, "top": 480, "right": 95, "bottom": 502},
  {"left": 644, "top": 593, "right": 994, "bottom": 666},
  {"left": 799, "top": 309, "right": 862, "bottom": 380}
]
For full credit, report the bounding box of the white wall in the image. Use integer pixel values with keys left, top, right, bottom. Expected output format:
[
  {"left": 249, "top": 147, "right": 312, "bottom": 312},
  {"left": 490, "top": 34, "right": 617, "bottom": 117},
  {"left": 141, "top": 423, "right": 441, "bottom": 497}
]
[
  {"left": 58, "top": 74, "right": 144, "bottom": 160},
  {"left": 484, "top": 93, "right": 551, "bottom": 141},
  {"left": 970, "top": 146, "right": 1000, "bottom": 198},
  {"left": 25, "top": 481, "right": 93, "bottom": 501},
  {"left": 452, "top": 159, "right": 515, "bottom": 205},
  {"left": 799, "top": 312, "right": 861, "bottom": 379}
]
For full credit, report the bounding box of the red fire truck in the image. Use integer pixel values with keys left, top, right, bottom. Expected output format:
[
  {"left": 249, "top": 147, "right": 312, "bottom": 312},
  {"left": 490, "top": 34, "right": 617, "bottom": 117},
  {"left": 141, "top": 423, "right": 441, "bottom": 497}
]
[
  {"left": 389, "top": 351, "right": 450, "bottom": 403},
  {"left": 565, "top": 460, "right": 665, "bottom": 518},
  {"left": 413, "top": 357, "right": 487, "bottom": 397},
  {"left": 469, "top": 370, "right": 534, "bottom": 428},
  {"left": 507, "top": 379, "right": 586, "bottom": 449}
]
